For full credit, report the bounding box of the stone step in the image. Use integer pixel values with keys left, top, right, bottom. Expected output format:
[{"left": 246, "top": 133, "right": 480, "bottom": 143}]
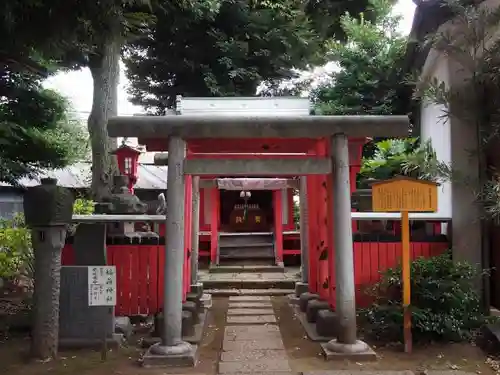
[
  {"left": 202, "top": 279, "right": 295, "bottom": 290},
  {"left": 218, "top": 246, "right": 275, "bottom": 259},
  {"left": 219, "top": 233, "right": 274, "bottom": 246},
  {"left": 209, "top": 264, "right": 284, "bottom": 273},
  {"left": 226, "top": 315, "right": 277, "bottom": 324},
  {"left": 218, "top": 359, "right": 291, "bottom": 373},
  {"left": 206, "top": 288, "right": 294, "bottom": 296},
  {"left": 228, "top": 302, "right": 273, "bottom": 308},
  {"left": 227, "top": 309, "right": 275, "bottom": 315}
]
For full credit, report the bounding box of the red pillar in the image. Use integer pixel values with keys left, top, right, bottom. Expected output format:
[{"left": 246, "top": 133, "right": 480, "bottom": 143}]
[
  {"left": 273, "top": 189, "right": 284, "bottom": 264},
  {"left": 316, "top": 139, "right": 330, "bottom": 300},
  {"left": 306, "top": 174, "right": 319, "bottom": 293},
  {"left": 210, "top": 187, "right": 219, "bottom": 265},
  {"left": 183, "top": 175, "right": 192, "bottom": 301}
]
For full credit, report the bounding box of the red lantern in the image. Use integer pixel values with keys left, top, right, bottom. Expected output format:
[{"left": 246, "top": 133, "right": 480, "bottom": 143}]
[{"left": 111, "top": 143, "right": 142, "bottom": 193}]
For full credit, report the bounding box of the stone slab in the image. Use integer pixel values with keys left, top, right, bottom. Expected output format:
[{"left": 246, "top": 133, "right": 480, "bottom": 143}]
[
  {"left": 141, "top": 344, "right": 198, "bottom": 368},
  {"left": 206, "top": 288, "right": 294, "bottom": 296},
  {"left": 228, "top": 302, "right": 273, "bottom": 308},
  {"left": 218, "top": 359, "right": 291, "bottom": 373},
  {"left": 223, "top": 338, "right": 284, "bottom": 351},
  {"left": 293, "top": 305, "right": 334, "bottom": 342},
  {"left": 223, "top": 331, "right": 282, "bottom": 341},
  {"left": 225, "top": 325, "right": 280, "bottom": 334},
  {"left": 303, "top": 372, "right": 414, "bottom": 375},
  {"left": 320, "top": 342, "right": 377, "bottom": 361},
  {"left": 220, "top": 349, "right": 288, "bottom": 362},
  {"left": 226, "top": 315, "right": 276, "bottom": 324},
  {"left": 229, "top": 295, "right": 271, "bottom": 301},
  {"left": 227, "top": 308, "right": 275, "bottom": 316}
]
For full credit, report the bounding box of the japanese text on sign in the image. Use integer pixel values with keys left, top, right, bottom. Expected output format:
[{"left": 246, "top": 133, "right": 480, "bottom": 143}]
[{"left": 88, "top": 266, "right": 117, "bottom": 306}]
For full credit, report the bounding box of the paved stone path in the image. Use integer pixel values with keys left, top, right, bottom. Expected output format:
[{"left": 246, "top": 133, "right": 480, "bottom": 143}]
[{"left": 219, "top": 295, "right": 294, "bottom": 375}]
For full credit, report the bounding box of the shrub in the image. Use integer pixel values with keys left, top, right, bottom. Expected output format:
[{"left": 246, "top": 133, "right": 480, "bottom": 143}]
[
  {"left": 0, "top": 197, "right": 94, "bottom": 288},
  {"left": 0, "top": 213, "right": 33, "bottom": 288},
  {"left": 362, "top": 250, "right": 487, "bottom": 343}
]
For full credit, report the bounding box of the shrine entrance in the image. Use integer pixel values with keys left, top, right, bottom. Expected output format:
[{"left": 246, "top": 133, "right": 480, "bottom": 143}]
[{"left": 220, "top": 189, "right": 273, "bottom": 232}]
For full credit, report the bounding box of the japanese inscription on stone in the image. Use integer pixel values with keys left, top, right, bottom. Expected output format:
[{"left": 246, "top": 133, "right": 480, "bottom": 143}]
[{"left": 88, "top": 266, "right": 117, "bottom": 306}]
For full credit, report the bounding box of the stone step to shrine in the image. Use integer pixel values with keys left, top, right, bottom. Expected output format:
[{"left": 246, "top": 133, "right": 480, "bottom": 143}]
[
  {"left": 206, "top": 288, "right": 295, "bottom": 296},
  {"left": 209, "top": 264, "right": 285, "bottom": 274},
  {"left": 218, "top": 232, "right": 275, "bottom": 261}
]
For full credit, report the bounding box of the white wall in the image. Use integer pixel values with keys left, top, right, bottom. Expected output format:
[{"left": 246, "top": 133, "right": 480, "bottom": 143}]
[{"left": 419, "top": 52, "right": 452, "bottom": 224}]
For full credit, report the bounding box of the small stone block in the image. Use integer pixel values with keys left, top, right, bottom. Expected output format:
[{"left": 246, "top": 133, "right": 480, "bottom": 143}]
[
  {"left": 295, "top": 281, "right": 309, "bottom": 297},
  {"left": 201, "top": 293, "right": 212, "bottom": 309},
  {"left": 218, "top": 359, "right": 291, "bottom": 373},
  {"left": 227, "top": 309, "right": 275, "bottom": 316},
  {"left": 223, "top": 338, "right": 284, "bottom": 351},
  {"left": 226, "top": 315, "right": 276, "bottom": 324},
  {"left": 299, "top": 292, "right": 320, "bottom": 312},
  {"left": 316, "top": 309, "right": 339, "bottom": 337},
  {"left": 183, "top": 301, "right": 199, "bottom": 324},
  {"left": 114, "top": 316, "right": 133, "bottom": 339},
  {"left": 186, "top": 293, "right": 203, "bottom": 310},
  {"left": 229, "top": 295, "right": 271, "bottom": 301},
  {"left": 141, "top": 344, "right": 198, "bottom": 367},
  {"left": 320, "top": 342, "right": 377, "bottom": 361},
  {"left": 228, "top": 302, "right": 272, "bottom": 308},
  {"left": 306, "top": 299, "right": 331, "bottom": 323},
  {"left": 190, "top": 282, "right": 204, "bottom": 298},
  {"left": 182, "top": 310, "right": 194, "bottom": 337},
  {"left": 220, "top": 349, "right": 288, "bottom": 361}
]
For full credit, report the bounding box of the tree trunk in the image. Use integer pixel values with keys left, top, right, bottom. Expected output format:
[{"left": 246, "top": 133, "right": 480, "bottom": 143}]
[
  {"left": 88, "top": 36, "right": 120, "bottom": 201},
  {"left": 30, "top": 227, "right": 67, "bottom": 360}
]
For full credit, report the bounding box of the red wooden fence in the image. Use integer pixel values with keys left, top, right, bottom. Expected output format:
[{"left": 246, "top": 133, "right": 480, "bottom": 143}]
[{"left": 61, "top": 239, "right": 448, "bottom": 316}]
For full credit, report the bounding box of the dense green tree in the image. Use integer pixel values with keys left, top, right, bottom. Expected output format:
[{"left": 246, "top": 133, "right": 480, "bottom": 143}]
[
  {"left": 0, "top": 3, "right": 88, "bottom": 185},
  {"left": 124, "top": 0, "right": 375, "bottom": 113},
  {"left": 311, "top": 0, "right": 409, "bottom": 116}
]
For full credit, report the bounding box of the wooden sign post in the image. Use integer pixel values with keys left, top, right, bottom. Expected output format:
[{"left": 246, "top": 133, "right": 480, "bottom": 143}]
[{"left": 371, "top": 177, "right": 438, "bottom": 354}]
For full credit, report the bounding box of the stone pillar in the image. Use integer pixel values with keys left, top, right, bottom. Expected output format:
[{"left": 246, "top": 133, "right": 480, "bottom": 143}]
[
  {"left": 190, "top": 176, "right": 203, "bottom": 296},
  {"left": 323, "top": 134, "right": 374, "bottom": 359},
  {"left": 144, "top": 136, "right": 196, "bottom": 366},
  {"left": 23, "top": 177, "right": 74, "bottom": 360},
  {"left": 295, "top": 176, "right": 309, "bottom": 296}
]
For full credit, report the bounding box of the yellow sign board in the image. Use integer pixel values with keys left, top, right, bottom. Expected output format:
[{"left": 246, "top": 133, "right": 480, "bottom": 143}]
[{"left": 371, "top": 176, "right": 438, "bottom": 213}]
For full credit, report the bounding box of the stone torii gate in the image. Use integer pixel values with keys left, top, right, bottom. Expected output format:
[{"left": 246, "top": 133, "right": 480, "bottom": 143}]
[{"left": 108, "top": 114, "right": 408, "bottom": 366}]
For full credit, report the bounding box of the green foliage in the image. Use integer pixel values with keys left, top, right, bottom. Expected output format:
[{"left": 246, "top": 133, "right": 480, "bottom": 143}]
[
  {"left": 0, "top": 214, "right": 32, "bottom": 283},
  {"left": 363, "top": 251, "right": 487, "bottom": 343},
  {"left": 0, "top": 71, "right": 89, "bottom": 185},
  {"left": 0, "top": 198, "right": 93, "bottom": 284},
  {"left": 125, "top": 0, "right": 326, "bottom": 111},
  {"left": 311, "top": 0, "right": 410, "bottom": 116},
  {"left": 358, "top": 137, "right": 437, "bottom": 186}
]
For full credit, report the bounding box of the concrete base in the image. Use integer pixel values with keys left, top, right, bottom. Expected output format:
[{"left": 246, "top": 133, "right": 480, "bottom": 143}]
[
  {"left": 306, "top": 299, "right": 330, "bottom": 323},
  {"left": 59, "top": 334, "right": 123, "bottom": 350},
  {"left": 295, "top": 282, "right": 309, "bottom": 297},
  {"left": 186, "top": 292, "right": 203, "bottom": 310},
  {"left": 316, "top": 309, "right": 339, "bottom": 338},
  {"left": 142, "top": 342, "right": 198, "bottom": 367},
  {"left": 320, "top": 340, "right": 377, "bottom": 361},
  {"left": 190, "top": 282, "right": 204, "bottom": 299},
  {"left": 299, "top": 292, "right": 319, "bottom": 312},
  {"left": 292, "top": 305, "right": 334, "bottom": 342},
  {"left": 201, "top": 293, "right": 213, "bottom": 309},
  {"left": 183, "top": 301, "right": 199, "bottom": 324},
  {"left": 144, "top": 309, "right": 209, "bottom": 346}
]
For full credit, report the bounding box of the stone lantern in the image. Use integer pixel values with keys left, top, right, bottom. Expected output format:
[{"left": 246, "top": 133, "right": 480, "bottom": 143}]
[{"left": 111, "top": 142, "right": 142, "bottom": 193}]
